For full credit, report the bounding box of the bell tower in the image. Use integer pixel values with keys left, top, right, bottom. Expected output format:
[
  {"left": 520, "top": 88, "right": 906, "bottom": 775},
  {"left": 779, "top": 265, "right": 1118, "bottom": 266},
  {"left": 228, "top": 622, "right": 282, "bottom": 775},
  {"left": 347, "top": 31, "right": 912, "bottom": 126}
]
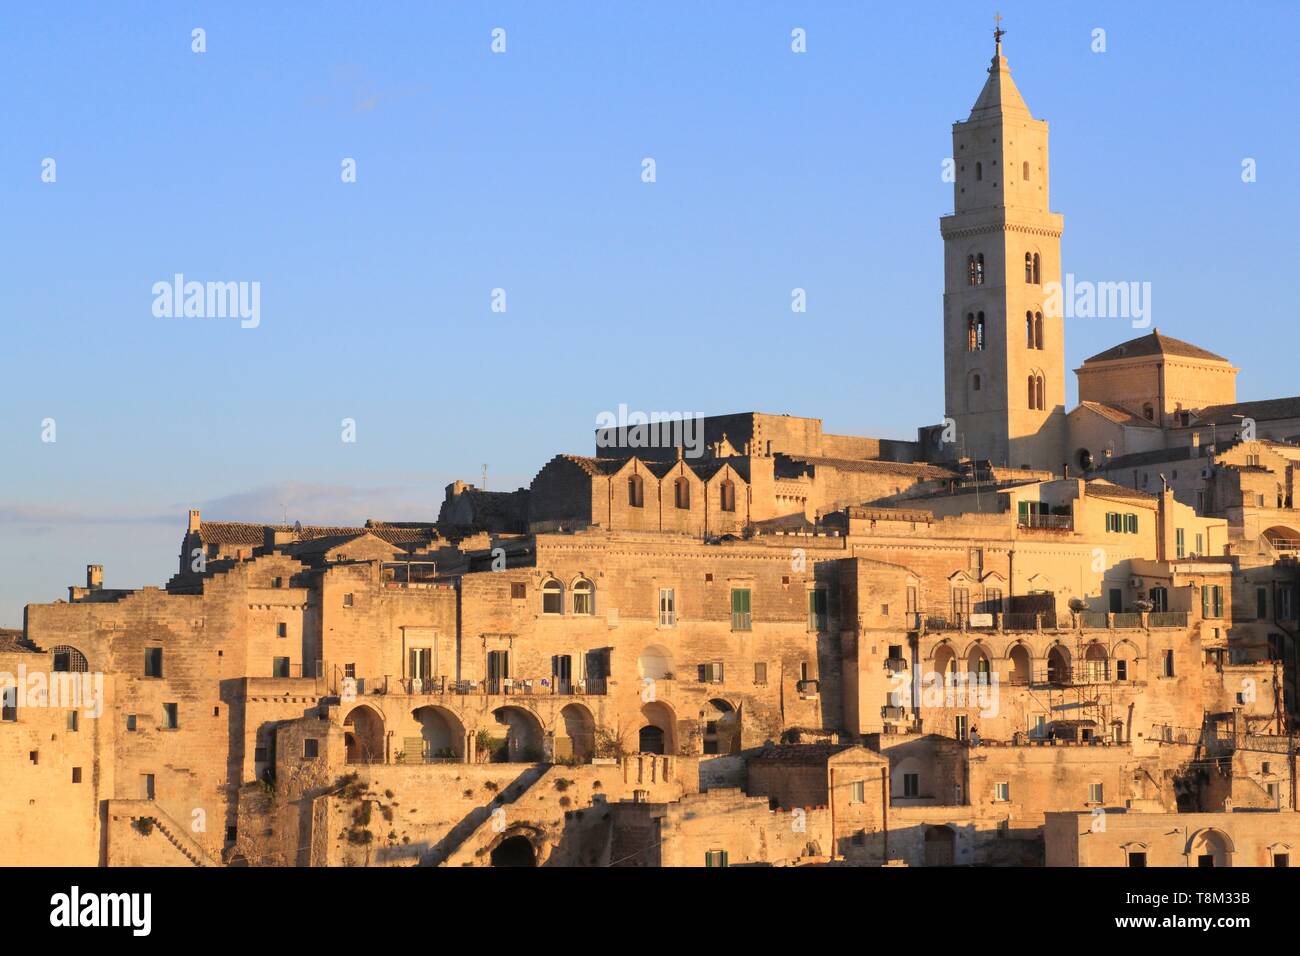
[{"left": 940, "top": 25, "right": 1066, "bottom": 472}]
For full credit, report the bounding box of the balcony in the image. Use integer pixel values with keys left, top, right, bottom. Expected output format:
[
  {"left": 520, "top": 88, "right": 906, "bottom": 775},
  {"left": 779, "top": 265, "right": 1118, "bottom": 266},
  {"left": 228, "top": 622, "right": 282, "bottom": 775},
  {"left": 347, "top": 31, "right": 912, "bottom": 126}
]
[
  {"left": 361, "top": 675, "right": 609, "bottom": 697},
  {"left": 1017, "top": 513, "right": 1074, "bottom": 531}
]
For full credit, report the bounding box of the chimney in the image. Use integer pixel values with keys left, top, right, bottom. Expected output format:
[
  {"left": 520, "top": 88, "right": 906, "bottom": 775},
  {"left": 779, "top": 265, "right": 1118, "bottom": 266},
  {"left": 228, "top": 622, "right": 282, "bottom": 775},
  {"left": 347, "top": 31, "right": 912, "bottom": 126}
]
[
  {"left": 187, "top": 509, "right": 201, "bottom": 533},
  {"left": 1063, "top": 463, "right": 1070, "bottom": 480},
  {"left": 87, "top": 565, "right": 103, "bottom": 590}
]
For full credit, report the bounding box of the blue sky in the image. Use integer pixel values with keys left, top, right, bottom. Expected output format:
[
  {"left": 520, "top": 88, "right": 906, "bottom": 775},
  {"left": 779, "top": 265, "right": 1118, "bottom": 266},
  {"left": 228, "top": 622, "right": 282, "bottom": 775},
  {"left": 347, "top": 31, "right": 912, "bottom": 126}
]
[{"left": 2, "top": 1, "right": 1298, "bottom": 625}]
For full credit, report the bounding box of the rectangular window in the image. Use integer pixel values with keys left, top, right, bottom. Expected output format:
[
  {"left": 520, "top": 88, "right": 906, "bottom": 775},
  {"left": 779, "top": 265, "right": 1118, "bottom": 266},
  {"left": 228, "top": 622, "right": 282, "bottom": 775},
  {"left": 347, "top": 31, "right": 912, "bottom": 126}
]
[
  {"left": 995, "top": 782, "right": 1009, "bottom": 802},
  {"left": 343, "top": 593, "right": 354, "bottom": 608},
  {"left": 140, "top": 774, "right": 155, "bottom": 800},
  {"left": 753, "top": 662, "right": 767, "bottom": 685},
  {"left": 1088, "top": 783, "right": 1104, "bottom": 804},
  {"left": 850, "top": 780, "right": 865, "bottom": 804},
  {"left": 697, "top": 662, "right": 724, "bottom": 684},
  {"left": 277, "top": 622, "right": 288, "bottom": 638},
  {"left": 951, "top": 587, "right": 971, "bottom": 618},
  {"left": 1129, "top": 852, "right": 1147, "bottom": 868},
  {"left": 1176, "top": 528, "right": 1186, "bottom": 558},
  {"left": 162, "top": 703, "right": 178, "bottom": 729},
  {"left": 67, "top": 710, "right": 79, "bottom": 732},
  {"left": 1257, "top": 587, "right": 1268, "bottom": 620},
  {"left": 272, "top": 657, "right": 290, "bottom": 678},
  {"left": 903, "top": 773, "right": 919, "bottom": 797},
  {"left": 659, "top": 588, "right": 676, "bottom": 627},
  {"left": 1163, "top": 649, "right": 1175, "bottom": 678},
  {"left": 1275, "top": 853, "right": 1290, "bottom": 868},
  {"left": 344, "top": 662, "right": 356, "bottom": 679},
  {"left": 1123, "top": 513, "right": 1138, "bottom": 534},
  {"left": 704, "top": 849, "right": 729, "bottom": 868},
  {"left": 409, "top": 647, "right": 432, "bottom": 681},
  {"left": 1201, "top": 585, "right": 1224, "bottom": 618},
  {"left": 71, "top": 767, "right": 82, "bottom": 784},
  {"left": 1195, "top": 533, "right": 1204, "bottom": 555},
  {"left": 954, "top": 715, "right": 968, "bottom": 740},
  {"left": 1109, "top": 588, "right": 1123, "bottom": 613},
  {"left": 1032, "top": 715, "right": 1047, "bottom": 739},
  {"left": 303, "top": 738, "right": 319, "bottom": 759},
  {"left": 1, "top": 686, "right": 16, "bottom": 722},
  {"left": 510, "top": 582, "right": 526, "bottom": 600},
  {"left": 808, "top": 588, "right": 828, "bottom": 631},
  {"left": 144, "top": 647, "right": 163, "bottom": 678},
  {"left": 126, "top": 714, "right": 137, "bottom": 732},
  {"left": 1116, "top": 659, "right": 1128, "bottom": 681},
  {"left": 254, "top": 746, "right": 268, "bottom": 762},
  {"left": 1281, "top": 588, "right": 1296, "bottom": 621},
  {"left": 730, "top": 588, "right": 752, "bottom": 631}
]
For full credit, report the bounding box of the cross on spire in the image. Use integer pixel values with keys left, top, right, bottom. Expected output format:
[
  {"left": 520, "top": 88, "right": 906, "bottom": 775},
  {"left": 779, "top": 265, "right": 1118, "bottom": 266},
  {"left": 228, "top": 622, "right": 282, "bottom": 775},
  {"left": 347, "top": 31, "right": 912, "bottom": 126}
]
[{"left": 994, "top": 12, "right": 1006, "bottom": 49}]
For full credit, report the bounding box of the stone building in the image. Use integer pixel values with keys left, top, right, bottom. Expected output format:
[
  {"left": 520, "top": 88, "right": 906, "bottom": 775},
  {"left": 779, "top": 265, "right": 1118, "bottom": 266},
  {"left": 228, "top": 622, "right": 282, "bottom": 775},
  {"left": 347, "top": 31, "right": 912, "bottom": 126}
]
[{"left": 4, "top": 30, "right": 1300, "bottom": 868}]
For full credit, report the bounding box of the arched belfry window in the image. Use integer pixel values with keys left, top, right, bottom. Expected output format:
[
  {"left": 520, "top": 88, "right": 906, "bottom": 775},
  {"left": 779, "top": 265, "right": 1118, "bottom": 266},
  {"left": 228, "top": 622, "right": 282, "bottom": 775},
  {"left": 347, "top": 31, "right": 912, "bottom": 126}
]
[
  {"left": 1034, "top": 312, "right": 1043, "bottom": 350},
  {"left": 1028, "top": 375, "right": 1036, "bottom": 409},
  {"left": 976, "top": 312, "right": 985, "bottom": 350},
  {"left": 1036, "top": 376, "right": 1045, "bottom": 411},
  {"left": 975, "top": 254, "right": 984, "bottom": 285},
  {"left": 628, "top": 473, "right": 644, "bottom": 508},
  {"left": 967, "top": 256, "right": 977, "bottom": 286},
  {"left": 1026, "top": 312, "right": 1035, "bottom": 348},
  {"left": 1032, "top": 253, "right": 1041, "bottom": 284},
  {"left": 1025, "top": 253, "right": 1033, "bottom": 284},
  {"left": 966, "top": 313, "right": 976, "bottom": 351}
]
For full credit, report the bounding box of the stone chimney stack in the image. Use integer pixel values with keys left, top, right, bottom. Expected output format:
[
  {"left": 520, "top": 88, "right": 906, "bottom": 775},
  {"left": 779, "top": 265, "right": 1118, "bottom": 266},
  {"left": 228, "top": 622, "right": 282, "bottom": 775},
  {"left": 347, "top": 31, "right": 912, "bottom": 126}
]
[
  {"left": 87, "top": 565, "right": 104, "bottom": 590},
  {"left": 188, "top": 509, "right": 202, "bottom": 533}
]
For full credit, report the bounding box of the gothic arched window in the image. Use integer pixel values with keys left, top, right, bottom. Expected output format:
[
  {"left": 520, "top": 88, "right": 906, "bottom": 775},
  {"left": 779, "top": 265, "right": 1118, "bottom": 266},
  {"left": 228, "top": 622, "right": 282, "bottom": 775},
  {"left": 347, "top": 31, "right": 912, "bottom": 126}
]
[
  {"left": 967, "top": 313, "right": 977, "bottom": 351},
  {"left": 1034, "top": 312, "right": 1043, "bottom": 350},
  {"left": 975, "top": 254, "right": 985, "bottom": 285},
  {"left": 1025, "top": 253, "right": 1033, "bottom": 284},
  {"left": 1032, "top": 253, "right": 1041, "bottom": 284},
  {"left": 1036, "top": 376, "right": 1045, "bottom": 411},
  {"left": 628, "top": 474, "right": 644, "bottom": 508},
  {"left": 976, "top": 312, "right": 985, "bottom": 350},
  {"left": 1026, "top": 312, "right": 1035, "bottom": 348}
]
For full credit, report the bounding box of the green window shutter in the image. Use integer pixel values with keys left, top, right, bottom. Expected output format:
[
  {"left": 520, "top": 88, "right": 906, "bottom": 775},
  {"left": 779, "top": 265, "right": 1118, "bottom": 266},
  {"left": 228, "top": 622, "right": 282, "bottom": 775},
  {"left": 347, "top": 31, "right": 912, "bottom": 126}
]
[
  {"left": 1132, "top": 514, "right": 1139, "bottom": 533},
  {"left": 1202, "top": 586, "right": 1210, "bottom": 617},
  {"left": 732, "top": 589, "right": 750, "bottom": 614},
  {"left": 1018, "top": 501, "right": 1029, "bottom": 520}
]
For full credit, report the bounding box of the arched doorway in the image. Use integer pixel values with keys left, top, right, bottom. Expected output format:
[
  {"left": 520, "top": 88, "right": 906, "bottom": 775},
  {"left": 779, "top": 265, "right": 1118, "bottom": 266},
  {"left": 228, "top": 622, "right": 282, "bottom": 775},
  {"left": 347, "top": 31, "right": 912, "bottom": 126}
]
[
  {"left": 410, "top": 705, "right": 464, "bottom": 763},
  {"left": 1047, "top": 645, "right": 1071, "bottom": 685},
  {"left": 490, "top": 835, "right": 536, "bottom": 867},
  {"left": 558, "top": 703, "right": 595, "bottom": 763},
  {"left": 492, "top": 706, "right": 544, "bottom": 762},
  {"left": 1189, "top": 828, "right": 1233, "bottom": 867},
  {"left": 1007, "top": 644, "right": 1031, "bottom": 685},
  {"left": 639, "top": 701, "right": 677, "bottom": 755},
  {"left": 966, "top": 645, "right": 991, "bottom": 684},
  {"left": 702, "top": 699, "right": 740, "bottom": 755},
  {"left": 343, "top": 705, "right": 385, "bottom": 764},
  {"left": 924, "top": 826, "right": 955, "bottom": 867}
]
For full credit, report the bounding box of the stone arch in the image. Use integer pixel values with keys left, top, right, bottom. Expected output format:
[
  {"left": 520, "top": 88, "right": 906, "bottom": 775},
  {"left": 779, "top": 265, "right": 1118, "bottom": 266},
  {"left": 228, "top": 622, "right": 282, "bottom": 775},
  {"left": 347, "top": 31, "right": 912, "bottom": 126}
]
[
  {"left": 1083, "top": 641, "right": 1109, "bottom": 682},
  {"left": 1263, "top": 525, "right": 1300, "bottom": 550},
  {"left": 343, "top": 704, "right": 385, "bottom": 764},
  {"left": 1113, "top": 640, "right": 1139, "bottom": 682},
  {"left": 558, "top": 702, "right": 595, "bottom": 763},
  {"left": 50, "top": 645, "right": 89, "bottom": 673},
  {"left": 964, "top": 642, "right": 991, "bottom": 683},
  {"left": 638, "top": 644, "right": 675, "bottom": 681},
  {"left": 702, "top": 698, "right": 740, "bottom": 755},
  {"left": 639, "top": 700, "right": 677, "bottom": 755},
  {"left": 486, "top": 824, "right": 546, "bottom": 867},
  {"left": 1047, "top": 643, "right": 1072, "bottom": 685},
  {"left": 1007, "top": 642, "right": 1032, "bottom": 685},
  {"left": 411, "top": 704, "right": 465, "bottom": 762},
  {"left": 1187, "top": 828, "right": 1234, "bottom": 867},
  {"left": 932, "top": 643, "right": 957, "bottom": 682},
  {"left": 492, "top": 705, "right": 545, "bottom": 762}
]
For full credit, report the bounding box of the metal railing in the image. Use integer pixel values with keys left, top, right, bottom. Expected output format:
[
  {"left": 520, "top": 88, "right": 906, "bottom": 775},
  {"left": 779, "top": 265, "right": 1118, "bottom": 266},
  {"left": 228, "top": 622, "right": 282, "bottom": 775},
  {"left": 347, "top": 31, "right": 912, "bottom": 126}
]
[
  {"left": 1112, "top": 612, "right": 1143, "bottom": 629},
  {"left": 1018, "top": 513, "right": 1074, "bottom": 531},
  {"left": 1149, "top": 611, "right": 1188, "bottom": 628}
]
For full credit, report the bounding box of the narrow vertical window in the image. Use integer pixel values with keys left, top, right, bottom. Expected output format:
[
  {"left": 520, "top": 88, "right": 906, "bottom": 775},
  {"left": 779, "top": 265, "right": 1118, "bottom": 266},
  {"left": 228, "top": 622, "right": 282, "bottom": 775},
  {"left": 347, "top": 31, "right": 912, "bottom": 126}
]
[
  {"left": 1028, "top": 375, "right": 1036, "bottom": 409},
  {"left": 1025, "top": 253, "right": 1033, "bottom": 283},
  {"left": 967, "top": 313, "right": 976, "bottom": 351},
  {"left": 1034, "top": 312, "right": 1043, "bottom": 349},
  {"left": 1032, "top": 253, "right": 1041, "bottom": 284},
  {"left": 975, "top": 254, "right": 984, "bottom": 285},
  {"left": 975, "top": 161, "right": 982, "bottom": 181},
  {"left": 1035, "top": 376, "right": 1045, "bottom": 411},
  {"left": 976, "top": 312, "right": 985, "bottom": 350},
  {"left": 1023, "top": 160, "right": 1030, "bottom": 181}
]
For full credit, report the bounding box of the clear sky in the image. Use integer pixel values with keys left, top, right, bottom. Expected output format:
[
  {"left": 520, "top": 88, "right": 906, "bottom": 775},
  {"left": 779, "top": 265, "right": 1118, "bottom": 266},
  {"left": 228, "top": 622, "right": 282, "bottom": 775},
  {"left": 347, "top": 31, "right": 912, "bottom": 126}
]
[{"left": 2, "top": 1, "right": 1298, "bottom": 625}]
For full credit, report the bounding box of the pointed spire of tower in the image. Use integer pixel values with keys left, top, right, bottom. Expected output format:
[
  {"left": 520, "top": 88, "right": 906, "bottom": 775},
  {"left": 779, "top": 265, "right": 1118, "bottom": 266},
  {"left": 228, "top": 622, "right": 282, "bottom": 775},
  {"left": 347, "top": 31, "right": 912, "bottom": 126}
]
[{"left": 969, "top": 14, "right": 1032, "bottom": 121}]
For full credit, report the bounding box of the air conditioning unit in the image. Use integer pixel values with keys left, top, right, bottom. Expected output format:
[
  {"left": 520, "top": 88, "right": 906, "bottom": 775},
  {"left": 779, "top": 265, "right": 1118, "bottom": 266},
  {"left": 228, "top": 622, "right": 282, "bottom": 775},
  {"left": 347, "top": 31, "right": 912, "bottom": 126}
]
[{"left": 1129, "top": 577, "right": 1143, "bottom": 589}]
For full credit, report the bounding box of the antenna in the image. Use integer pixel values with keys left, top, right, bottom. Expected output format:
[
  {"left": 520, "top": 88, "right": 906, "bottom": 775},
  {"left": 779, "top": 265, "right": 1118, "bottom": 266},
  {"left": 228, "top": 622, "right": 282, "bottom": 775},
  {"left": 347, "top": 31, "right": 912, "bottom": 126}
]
[{"left": 482, "top": 464, "right": 488, "bottom": 491}]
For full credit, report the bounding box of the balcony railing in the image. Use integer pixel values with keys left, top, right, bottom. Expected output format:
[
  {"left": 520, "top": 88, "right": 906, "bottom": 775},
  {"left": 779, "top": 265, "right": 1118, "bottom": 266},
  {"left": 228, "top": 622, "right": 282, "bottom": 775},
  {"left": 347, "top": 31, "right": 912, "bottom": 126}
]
[
  {"left": 385, "top": 676, "right": 608, "bottom": 696},
  {"left": 1149, "top": 611, "right": 1189, "bottom": 628},
  {"left": 1112, "top": 612, "right": 1144, "bottom": 629},
  {"left": 1018, "top": 513, "right": 1074, "bottom": 531}
]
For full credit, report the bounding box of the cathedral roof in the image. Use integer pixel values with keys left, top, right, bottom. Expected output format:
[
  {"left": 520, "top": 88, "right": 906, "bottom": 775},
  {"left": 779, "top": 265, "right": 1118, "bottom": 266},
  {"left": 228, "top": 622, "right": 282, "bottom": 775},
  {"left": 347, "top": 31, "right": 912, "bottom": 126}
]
[{"left": 1081, "top": 330, "right": 1229, "bottom": 365}]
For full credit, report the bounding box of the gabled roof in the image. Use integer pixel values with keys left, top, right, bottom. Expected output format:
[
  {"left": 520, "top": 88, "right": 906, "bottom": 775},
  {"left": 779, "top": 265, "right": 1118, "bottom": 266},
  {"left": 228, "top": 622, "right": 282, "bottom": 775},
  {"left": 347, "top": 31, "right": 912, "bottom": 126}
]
[
  {"left": 1081, "top": 330, "right": 1229, "bottom": 366},
  {"left": 1084, "top": 480, "right": 1157, "bottom": 503},
  {"left": 782, "top": 455, "right": 956, "bottom": 480},
  {"left": 1075, "top": 401, "right": 1160, "bottom": 428}
]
